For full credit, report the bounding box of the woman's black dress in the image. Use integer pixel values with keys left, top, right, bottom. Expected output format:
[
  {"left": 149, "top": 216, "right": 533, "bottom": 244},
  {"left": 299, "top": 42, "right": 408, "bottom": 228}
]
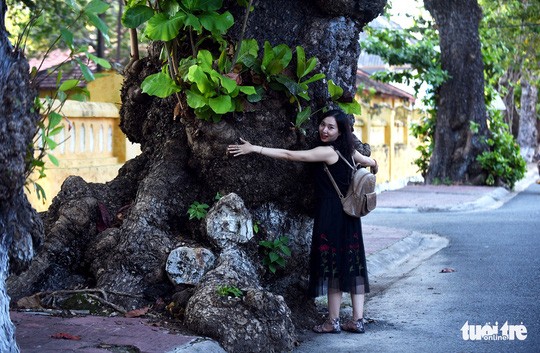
[{"left": 308, "top": 155, "right": 370, "bottom": 297}]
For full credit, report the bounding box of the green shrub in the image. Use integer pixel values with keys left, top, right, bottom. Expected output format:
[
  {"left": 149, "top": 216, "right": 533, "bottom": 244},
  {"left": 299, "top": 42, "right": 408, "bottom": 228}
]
[{"left": 476, "top": 110, "right": 526, "bottom": 189}]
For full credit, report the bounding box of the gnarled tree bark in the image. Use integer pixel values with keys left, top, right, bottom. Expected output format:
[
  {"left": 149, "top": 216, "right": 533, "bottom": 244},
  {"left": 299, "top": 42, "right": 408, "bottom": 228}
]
[
  {"left": 1, "top": 1, "right": 44, "bottom": 351},
  {"left": 8, "top": 1, "right": 386, "bottom": 351}
]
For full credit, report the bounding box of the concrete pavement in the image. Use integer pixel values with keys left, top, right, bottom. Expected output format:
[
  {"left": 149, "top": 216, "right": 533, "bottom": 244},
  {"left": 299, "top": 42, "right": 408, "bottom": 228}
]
[{"left": 11, "top": 164, "right": 539, "bottom": 353}]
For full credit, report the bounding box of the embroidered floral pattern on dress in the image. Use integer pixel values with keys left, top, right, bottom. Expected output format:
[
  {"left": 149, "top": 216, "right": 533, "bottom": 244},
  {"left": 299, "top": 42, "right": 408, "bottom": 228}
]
[{"left": 318, "top": 233, "right": 339, "bottom": 277}]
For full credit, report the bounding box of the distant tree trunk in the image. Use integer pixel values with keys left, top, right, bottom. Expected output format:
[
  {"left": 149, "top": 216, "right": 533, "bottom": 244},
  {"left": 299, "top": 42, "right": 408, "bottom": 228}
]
[
  {"left": 0, "top": 1, "right": 44, "bottom": 351},
  {"left": 499, "top": 66, "right": 521, "bottom": 137},
  {"left": 424, "top": 0, "right": 488, "bottom": 184},
  {"left": 517, "top": 75, "right": 538, "bottom": 162}
]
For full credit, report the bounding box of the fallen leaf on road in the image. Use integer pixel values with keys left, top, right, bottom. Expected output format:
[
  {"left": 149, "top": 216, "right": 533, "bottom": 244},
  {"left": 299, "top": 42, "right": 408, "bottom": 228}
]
[
  {"left": 51, "top": 332, "right": 81, "bottom": 340},
  {"left": 440, "top": 268, "right": 456, "bottom": 273},
  {"left": 124, "top": 306, "right": 149, "bottom": 318}
]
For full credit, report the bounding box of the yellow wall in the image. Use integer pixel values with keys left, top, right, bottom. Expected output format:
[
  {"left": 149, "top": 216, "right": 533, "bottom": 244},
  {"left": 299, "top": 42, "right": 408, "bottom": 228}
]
[
  {"left": 27, "top": 72, "right": 142, "bottom": 212},
  {"left": 354, "top": 101, "right": 424, "bottom": 191},
  {"left": 86, "top": 72, "right": 124, "bottom": 104}
]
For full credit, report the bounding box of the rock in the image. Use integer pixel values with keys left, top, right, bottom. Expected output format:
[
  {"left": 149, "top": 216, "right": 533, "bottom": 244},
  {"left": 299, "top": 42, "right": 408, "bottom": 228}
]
[
  {"left": 205, "top": 193, "right": 254, "bottom": 250},
  {"left": 166, "top": 247, "right": 216, "bottom": 285},
  {"left": 185, "top": 249, "right": 297, "bottom": 353}
]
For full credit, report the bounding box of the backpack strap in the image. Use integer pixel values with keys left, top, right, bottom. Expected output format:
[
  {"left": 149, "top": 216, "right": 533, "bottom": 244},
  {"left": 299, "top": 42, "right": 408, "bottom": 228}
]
[
  {"left": 323, "top": 163, "right": 345, "bottom": 200},
  {"left": 323, "top": 148, "right": 355, "bottom": 200},
  {"left": 334, "top": 150, "right": 356, "bottom": 171}
]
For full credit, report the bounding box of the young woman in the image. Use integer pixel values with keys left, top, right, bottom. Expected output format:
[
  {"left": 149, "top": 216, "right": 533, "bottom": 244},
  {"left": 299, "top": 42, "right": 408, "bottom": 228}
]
[{"left": 227, "top": 109, "right": 378, "bottom": 333}]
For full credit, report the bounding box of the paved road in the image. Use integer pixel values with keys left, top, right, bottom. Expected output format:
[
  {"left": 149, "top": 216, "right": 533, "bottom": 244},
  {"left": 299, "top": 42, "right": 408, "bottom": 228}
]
[{"left": 295, "top": 182, "right": 540, "bottom": 353}]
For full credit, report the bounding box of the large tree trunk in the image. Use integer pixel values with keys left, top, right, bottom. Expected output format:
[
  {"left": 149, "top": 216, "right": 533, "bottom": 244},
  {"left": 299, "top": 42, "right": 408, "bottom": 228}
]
[
  {"left": 0, "top": 1, "right": 44, "bottom": 351},
  {"left": 517, "top": 76, "right": 538, "bottom": 162},
  {"left": 8, "top": 1, "right": 386, "bottom": 352},
  {"left": 424, "top": 0, "right": 488, "bottom": 184}
]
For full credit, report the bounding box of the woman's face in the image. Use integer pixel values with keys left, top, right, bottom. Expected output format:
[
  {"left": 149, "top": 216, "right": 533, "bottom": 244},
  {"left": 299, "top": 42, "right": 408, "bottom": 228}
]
[{"left": 319, "top": 116, "right": 341, "bottom": 143}]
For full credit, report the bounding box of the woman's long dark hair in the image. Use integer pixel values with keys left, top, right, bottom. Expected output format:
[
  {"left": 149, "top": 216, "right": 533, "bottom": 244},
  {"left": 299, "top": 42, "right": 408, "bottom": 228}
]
[{"left": 317, "top": 109, "right": 355, "bottom": 158}]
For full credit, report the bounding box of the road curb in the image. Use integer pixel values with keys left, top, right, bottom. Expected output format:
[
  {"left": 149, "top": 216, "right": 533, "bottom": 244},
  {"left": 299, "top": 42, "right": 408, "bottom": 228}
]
[{"left": 367, "top": 231, "right": 449, "bottom": 278}]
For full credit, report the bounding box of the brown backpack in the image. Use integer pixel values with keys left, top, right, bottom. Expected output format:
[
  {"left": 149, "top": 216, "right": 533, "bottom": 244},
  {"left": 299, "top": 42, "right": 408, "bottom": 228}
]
[{"left": 324, "top": 150, "right": 377, "bottom": 218}]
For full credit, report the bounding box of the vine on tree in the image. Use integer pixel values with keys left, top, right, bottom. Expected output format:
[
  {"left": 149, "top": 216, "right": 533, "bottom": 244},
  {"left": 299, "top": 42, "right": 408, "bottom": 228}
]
[{"left": 122, "top": 0, "right": 360, "bottom": 127}]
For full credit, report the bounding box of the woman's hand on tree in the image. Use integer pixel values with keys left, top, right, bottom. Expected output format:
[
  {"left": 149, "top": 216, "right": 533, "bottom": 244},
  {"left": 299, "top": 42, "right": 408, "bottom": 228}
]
[{"left": 227, "top": 138, "right": 254, "bottom": 156}]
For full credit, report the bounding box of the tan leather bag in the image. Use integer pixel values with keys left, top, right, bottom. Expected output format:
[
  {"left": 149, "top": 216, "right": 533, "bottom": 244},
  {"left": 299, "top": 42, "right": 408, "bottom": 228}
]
[{"left": 324, "top": 151, "right": 377, "bottom": 218}]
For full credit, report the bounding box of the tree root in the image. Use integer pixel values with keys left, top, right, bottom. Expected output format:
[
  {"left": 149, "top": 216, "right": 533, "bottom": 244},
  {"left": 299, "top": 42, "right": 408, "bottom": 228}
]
[{"left": 20, "top": 288, "right": 145, "bottom": 315}]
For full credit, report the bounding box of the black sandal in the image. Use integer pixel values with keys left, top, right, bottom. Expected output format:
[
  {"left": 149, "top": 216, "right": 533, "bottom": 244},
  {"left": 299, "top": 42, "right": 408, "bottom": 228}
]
[
  {"left": 341, "top": 318, "right": 365, "bottom": 333},
  {"left": 313, "top": 317, "right": 341, "bottom": 334}
]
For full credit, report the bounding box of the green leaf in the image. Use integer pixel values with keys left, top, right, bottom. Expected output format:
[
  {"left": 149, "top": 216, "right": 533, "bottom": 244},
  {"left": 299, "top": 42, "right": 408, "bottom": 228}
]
[
  {"left": 296, "top": 46, "right": 306, "bottom": 79},
  {"left": 259, "top": 240, "right": 272, "bottom": 248},
  {"left": 275, "top": 257, "right": 286, "bottom": 267},
  {"left": 70, "top": 88, "right": 91, "bottom": 102},
  {"left": 217, "top": 50, "right": 231, "bottom": 72},
  {"left": 301, "top": 73, "right": 325, "bottom": 85},
  {"left": 295, "top": 107, "right": 311, "bottom": 128},
  {"left": 182, "top": 0, "right": 222, "bottom": 11},
  {"left": 45, "top": 136, "right": 58, "bottom": 150},
  {"left": 271, "top": 44, "right": 292, "bottom": 71},
  {"left": 48, "top": 111, "right": 63, "bottom": 128},
  {"left": 56, "top": 71, "right": 63, "bottom": 87},
  {"left": 197, "top": 50, "right": 214, "bottom": 72},
  {"left": 122, "top": 5, "right": 154, "bottom": 28},
  {"left": 235, "top": 39, "right": 259, "bottom": 66},
  {"left": 188, "top": 66, "right": 215, "bottom": 94},
  {"left": 48, "top": 153, "right": 60, "bottom": 167},
  {"left": 262, "top": 41, "right": 274, "bottom": 70},
  {"left": 303, "top": 57, "right": 318, "bottom": 78},
  {"left": 86, "top": 13, "right": 110, "bottom": 43},
  {"left": 34, "top": 182, "right": 47, "bottom": 200},
  {"left": 49, "top": 126, "right": 64, "bottom": 137},
  {"left": 269, "top": 263, "right": 277, "bottom": 273},
  {"left": 186, "top": 89, "right": 208, "bottom": 109},
  {"left": 75, "top": 59, "right": 95, "bottom": 82},
  {"left": 338, "top": 101, "right": 362, "bottom": 115},
  {"left": 269, "top": 251, "right": 279, "bottom": 262},
  {"left": 84, "top": 0, "right": 109, "bottom": 14},
  {"left": 141, "top": 71, "right": 181, "bottom": 98},
  {"left": 145, "top": 12, "right": 186, "bottom": 41},
  {"left": 208, "top": 95, "right": 232, "bottom": 114},
  {"left": 199, "top": 11, "right": 234, "bottom": 35},
  {"left": 57, "top": 90, "right": 67, "bottom": 103},
  {"left": 218, "top": 74, "right": 237, "bottom": 94},
  {"left": 246, "top": 86, "right": 263, "bottom": 103},
  {"left": 178, "top": 57, "right": 197, "bottom": 80},
  {"left": 87, "top": 53, "right": 111, "bottom": 69},
  {"left": 280, "top": 245, "right": 292, "bottom": 257},
  {"left": 327, "top": 79, "right": 343, "bottom": 100},
  {"left": 238, "top": 86, "right": 256, "bottom": 95},
  {"left": 274, "top": 74, "right": 301, "bottom": 95},
  {"left": 59, "top": 79, "right": 80, "bottom": 92},
  {"left": 184, "top": 13, "right": 202, "bottom": 33},
  {"left": 60, "top": 28, "right": 74, "bottom": 49}
]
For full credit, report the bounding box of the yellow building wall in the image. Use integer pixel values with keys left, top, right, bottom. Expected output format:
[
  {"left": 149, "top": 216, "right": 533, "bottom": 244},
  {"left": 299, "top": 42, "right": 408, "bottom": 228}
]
[
  {"left": 354, "top": 99, "right": 424, "bottom": 191},
  {"left": 27, "top": 72, "right": 142, "bottom": 212}
]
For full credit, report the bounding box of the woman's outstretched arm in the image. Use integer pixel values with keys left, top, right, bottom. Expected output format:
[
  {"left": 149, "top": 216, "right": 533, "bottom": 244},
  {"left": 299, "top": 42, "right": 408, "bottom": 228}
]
[{"left": 227, "top": 138, "right": 338, "bottom": 164}]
